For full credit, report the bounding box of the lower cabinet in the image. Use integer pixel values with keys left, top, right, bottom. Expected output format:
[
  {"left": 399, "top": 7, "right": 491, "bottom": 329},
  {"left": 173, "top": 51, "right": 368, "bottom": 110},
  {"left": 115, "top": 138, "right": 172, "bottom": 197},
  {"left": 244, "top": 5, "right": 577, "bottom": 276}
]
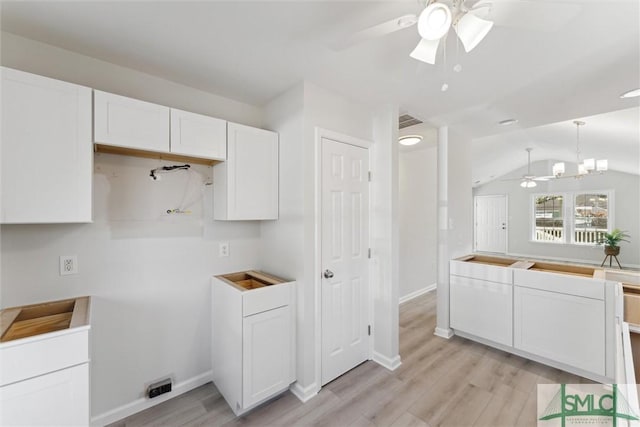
[
  {"left": 212, "top": 271, "right": 295, "bottom": 416},
  {"left": 450, "top": 275, "right": 513, "bottom": 347},
  {"left": 513, "top": 286, "right": 606, "bottom": 376},
  {"left": 0, "top": 363, "right": 89, "bottom": 426}
]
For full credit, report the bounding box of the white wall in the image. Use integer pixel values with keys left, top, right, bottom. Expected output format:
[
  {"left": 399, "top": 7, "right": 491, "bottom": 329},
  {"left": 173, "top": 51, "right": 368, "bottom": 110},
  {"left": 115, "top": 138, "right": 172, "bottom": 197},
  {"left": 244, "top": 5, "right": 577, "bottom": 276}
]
[
  {"left": 0, "top": 33, "right": 264, "bottom": 422},
  {"left": 260, "top": 82, "right": 400, "bottom": 395},
  {"left": 399, "top": 146, "right": 438, "bottom": 299},
  {"left": 474, "top": 160, "right": 640, "bottom": 266},
  {"left": 0, "top": 32, "right": 263, "bottom": 127}
]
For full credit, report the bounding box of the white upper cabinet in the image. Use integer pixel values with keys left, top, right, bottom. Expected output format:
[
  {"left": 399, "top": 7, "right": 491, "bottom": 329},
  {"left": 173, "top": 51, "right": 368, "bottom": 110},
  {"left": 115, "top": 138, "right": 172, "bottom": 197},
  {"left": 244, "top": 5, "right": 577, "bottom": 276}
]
[
  {"left": 94, "top": 90, "right": 169, "bottom": 152},
  {"left": 170, "top": 108, "right": 226, "bottom": 160},
  {"left": 214, "top": 122, "right": 278, "bottom": 220},
  {"left": 1, "top": 67, "right": 92, "bottom": 223}
]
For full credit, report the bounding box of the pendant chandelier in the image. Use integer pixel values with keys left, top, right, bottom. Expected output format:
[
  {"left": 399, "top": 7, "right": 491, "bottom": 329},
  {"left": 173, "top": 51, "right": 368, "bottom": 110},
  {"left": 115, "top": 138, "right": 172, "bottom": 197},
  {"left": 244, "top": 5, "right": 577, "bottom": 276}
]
[{"left": 552, "top": 121, "right": 607, "bottom": 178}]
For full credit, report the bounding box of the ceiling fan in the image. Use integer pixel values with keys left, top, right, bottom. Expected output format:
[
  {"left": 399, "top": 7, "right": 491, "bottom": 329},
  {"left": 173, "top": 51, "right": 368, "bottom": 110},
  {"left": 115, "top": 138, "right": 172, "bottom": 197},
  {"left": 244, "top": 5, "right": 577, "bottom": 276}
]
[
  {"left": 331, "top": 0, "right": 582, "bottom": 65},
  {"left": 502, "top": 148, "right": 553, "bottom": 188}
]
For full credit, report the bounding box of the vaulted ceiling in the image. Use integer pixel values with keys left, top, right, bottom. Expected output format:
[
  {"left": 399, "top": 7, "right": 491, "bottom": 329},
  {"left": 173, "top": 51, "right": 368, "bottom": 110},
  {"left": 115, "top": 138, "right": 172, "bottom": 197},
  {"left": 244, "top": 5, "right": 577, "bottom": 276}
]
[{"left": 2, "top": 0, "right": 639, "bottom": 173}]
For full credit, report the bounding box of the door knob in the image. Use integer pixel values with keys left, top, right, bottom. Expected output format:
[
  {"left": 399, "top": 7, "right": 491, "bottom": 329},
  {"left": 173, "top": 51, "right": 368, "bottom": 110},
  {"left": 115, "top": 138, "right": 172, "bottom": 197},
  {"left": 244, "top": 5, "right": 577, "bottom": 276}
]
[{"left": 323, "top": 269, "right": 334, "bottom": 279}]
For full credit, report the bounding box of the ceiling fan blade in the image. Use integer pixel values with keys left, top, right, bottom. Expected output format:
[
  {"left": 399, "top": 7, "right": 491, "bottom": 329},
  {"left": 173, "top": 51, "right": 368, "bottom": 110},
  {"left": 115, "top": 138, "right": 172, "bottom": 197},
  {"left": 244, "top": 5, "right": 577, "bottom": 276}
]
[
  {"left": 330, "top": 14, "right": 417, "bottom": 51},
  {"left": 471, "top": 0, "right": 582, "bottom": 32},
  {"left": 533, "top": 176, "right": 554, "bottom": 181},
  {"left": 500, "top": 177, "right": 526, "bottom": 182},
  {"left": 409, "top": 38, "right": 440, "bottom": 64}
]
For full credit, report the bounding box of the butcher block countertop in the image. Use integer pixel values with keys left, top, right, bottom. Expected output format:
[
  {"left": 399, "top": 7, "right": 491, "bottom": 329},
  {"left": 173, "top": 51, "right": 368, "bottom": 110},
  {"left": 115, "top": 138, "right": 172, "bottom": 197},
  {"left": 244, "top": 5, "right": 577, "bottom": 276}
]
[{"left": 0, "top": 296, "right": 91, "bottom": 343}]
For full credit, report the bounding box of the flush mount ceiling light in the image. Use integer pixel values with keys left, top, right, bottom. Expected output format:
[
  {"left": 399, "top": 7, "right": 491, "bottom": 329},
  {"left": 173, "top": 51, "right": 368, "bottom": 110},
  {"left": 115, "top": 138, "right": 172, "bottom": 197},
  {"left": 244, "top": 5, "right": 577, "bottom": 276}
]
[
  {"left": 399, "top": 135, "right": 423, "bottom": 146},
  {"left": 410, "top": 0, "right": 494, "bottom": 65},
  {"left": 552, "top": 120, "right": 608, "bottom": 179},
  {"left": 498, "top": 118, "right": 518, "bottom": 126},
  {"left": 620, "top": 88, "right": 640, "bottom": 98}
]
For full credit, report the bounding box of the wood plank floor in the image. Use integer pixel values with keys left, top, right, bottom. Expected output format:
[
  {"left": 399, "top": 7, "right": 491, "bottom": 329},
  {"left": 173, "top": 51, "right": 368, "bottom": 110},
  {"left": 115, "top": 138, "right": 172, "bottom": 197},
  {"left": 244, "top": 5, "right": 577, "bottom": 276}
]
[{"left": 109, "top": 291, "right": 592, "bottom": 427}]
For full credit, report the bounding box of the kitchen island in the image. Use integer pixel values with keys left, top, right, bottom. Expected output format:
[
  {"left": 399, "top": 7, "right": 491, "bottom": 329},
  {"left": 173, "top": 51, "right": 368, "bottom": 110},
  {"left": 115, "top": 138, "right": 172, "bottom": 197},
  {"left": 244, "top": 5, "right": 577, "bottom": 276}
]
[{"left": 450, "top": 255, "right": 636, "bottom": 387}]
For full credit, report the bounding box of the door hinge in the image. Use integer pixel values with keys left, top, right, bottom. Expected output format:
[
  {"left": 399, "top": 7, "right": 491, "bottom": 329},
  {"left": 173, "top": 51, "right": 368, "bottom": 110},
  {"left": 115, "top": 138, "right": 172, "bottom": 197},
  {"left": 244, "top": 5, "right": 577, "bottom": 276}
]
[
  {"left": 368, "top": 325, "right": 371, "bottom": 336},
  {"left": 368, "top": 171, "right": 372, "bottom": 182},
  {"left": 368, "top": 248, "right": 371, "bottom": 259}
]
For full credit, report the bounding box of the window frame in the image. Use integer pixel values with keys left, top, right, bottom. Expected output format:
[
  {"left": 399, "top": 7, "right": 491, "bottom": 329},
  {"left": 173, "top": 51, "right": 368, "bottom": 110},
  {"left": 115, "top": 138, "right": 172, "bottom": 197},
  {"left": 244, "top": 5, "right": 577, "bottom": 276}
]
[{"left": 530, "top": 189, "right": 614, "bottom": 245}]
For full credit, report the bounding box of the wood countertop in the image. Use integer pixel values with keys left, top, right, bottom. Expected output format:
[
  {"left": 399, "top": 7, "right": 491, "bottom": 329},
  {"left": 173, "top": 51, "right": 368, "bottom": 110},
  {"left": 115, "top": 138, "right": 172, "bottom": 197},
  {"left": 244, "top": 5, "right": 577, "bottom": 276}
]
[{"left": 0, "top": 296, "right": 91, "bottom": 343}]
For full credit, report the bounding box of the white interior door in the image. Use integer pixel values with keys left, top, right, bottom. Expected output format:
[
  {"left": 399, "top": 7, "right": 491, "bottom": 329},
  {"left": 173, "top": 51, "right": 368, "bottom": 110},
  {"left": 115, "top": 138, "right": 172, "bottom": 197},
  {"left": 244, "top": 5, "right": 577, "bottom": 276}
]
[
  {"left": 321, "top": 137, "right": 369, "bottom": 385},
  {"left": 474, "top": 195, "right": 507, "bottom": 253}
]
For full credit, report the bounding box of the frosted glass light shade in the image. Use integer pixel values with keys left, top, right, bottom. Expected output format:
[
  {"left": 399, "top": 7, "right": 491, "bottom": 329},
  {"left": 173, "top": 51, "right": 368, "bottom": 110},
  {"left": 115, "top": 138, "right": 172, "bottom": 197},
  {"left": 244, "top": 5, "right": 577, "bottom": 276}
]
[
  {"left": 584, "top": 158, "right": 595, "bottom": 172},
  {"left": 578, "top": 163, "right": 587, "bottom": 175},
  {"left": 597, "top": 159, "right": 608, "bottom": 172},
  {"left": 552, "top": 162, "right": 565, "bottom": 177},
  {"left": 454, "top": 13, "right": 494, "bottom": 52},
  {"left": 520, "top": 180, "right": 537, "bottom": 188},
  {"left": 410, "top": 38, "right": 440, "bottom": 64},
  {"left": 417, "top": 3, "right": 452, "bottom": 40}
]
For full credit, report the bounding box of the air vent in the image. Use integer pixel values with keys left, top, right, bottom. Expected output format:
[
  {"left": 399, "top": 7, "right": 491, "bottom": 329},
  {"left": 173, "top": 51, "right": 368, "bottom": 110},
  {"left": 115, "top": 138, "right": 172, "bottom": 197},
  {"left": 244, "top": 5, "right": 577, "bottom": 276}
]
[{"left": 399, "top": 114, "right": 423, "bottom": 129}]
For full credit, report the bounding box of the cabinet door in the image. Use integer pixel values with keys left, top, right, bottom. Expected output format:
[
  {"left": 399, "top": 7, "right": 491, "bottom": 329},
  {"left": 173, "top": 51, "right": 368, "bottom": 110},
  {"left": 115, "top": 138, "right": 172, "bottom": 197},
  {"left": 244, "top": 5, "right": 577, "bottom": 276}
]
[
  {"left": 1, "top": 67, "right": 92, "bottom": 223},
  {"left": 450, "top": 275, "right": 513, "bottom": 346},
  {"left": 514, "top": 286, "right": 605, "bottom": 376},
  {"left": 170, "top": 108, "right": 226, "bottom": 160},
  {"left": 0, "top": 363, "right": 89, "bottom": 426},
  {"left": 94, "top": 90, "right": 169, "bottom": 152},
  {"left": 217, "top": 123, "right": 278, "bottom": 220},
  {"left": 242, "top": 305, "right": 291, "bottom": 408}
]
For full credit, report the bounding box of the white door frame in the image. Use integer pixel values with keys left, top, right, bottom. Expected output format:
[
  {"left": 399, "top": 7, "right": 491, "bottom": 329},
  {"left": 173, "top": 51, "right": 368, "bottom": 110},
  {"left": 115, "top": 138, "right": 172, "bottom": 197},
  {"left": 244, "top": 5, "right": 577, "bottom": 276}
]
[
  {"left": 473, "top": 194, "right": 508, "bottom": 254},
  {"left": 314, "top": 127, "right": 373, "bottom": 392}
]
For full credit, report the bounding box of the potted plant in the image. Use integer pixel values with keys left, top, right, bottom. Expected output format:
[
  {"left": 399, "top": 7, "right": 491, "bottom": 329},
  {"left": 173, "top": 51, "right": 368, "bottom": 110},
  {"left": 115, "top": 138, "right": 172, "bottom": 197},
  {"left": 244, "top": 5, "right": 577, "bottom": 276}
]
[{"left": 598, "top": 228, "right": 630, "bottom": 256}]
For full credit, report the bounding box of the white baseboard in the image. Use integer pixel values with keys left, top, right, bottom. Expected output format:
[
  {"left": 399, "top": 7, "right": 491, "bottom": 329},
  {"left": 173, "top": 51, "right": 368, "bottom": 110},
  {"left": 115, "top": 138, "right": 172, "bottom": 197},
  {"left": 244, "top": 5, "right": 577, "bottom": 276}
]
[
  {"left": 289, "top": 381, "right": 319, "bottom": 403},
  {"left": 90, "top": 370, "right": 213, "bottom": 426},
  {"left": 434, "top": 327, "right": 454, "bottom": 339},
  {"left": 399, "top": 283, "right": 437, "bottom": 305},
  {"left": 372, "top": 351, "right": 402, "bottom": 371}
]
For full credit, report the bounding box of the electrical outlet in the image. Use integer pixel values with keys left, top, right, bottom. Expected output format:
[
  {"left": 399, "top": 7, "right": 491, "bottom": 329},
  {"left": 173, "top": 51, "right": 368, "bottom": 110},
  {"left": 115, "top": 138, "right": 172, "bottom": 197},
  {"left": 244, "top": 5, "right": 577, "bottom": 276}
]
[
  {"left": 59, "top": 255, "right": 78, "bottom": 276},
  {"left": 219, "top": 242, "right": 230, "bottom": 257}
]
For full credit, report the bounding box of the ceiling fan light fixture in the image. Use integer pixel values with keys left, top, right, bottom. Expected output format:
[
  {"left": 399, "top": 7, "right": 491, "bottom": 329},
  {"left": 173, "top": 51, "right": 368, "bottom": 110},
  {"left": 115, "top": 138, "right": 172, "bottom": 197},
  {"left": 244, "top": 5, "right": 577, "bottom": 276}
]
[
  {"left": 520, "top": 180, "right": 537, "bottom": 188},
  {"left": 417, "top": 3, "right": 452, "bottom": 40},
  {"left": 399, "top": 135, "right": 423, "bottom": 146},
  {"left": 410, "top": 38, "right": 440, "bottom": 64},
  {"left": 454, "top": 12, "right": 494, "bottom": 52}
]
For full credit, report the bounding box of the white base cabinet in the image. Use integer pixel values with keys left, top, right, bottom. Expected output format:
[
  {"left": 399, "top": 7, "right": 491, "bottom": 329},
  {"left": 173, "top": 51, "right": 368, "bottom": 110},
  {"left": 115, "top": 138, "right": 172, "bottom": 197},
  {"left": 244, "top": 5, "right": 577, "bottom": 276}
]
[
  {"left": 212, "top": 271, "right": 295, "bottom": 416},
  {"left": 450, "top": 275, "right": 513, "bottom": 347},
  {"left": 0, "top": 363, "right": 89, "bottom": 427},
  {"left": 449, "top": 256, "right": 618, "bottom": 382},
  {"left": 513, "top": 286, "right": 605, "bottom": 376},
  {"left": 1, "top": 67, "right": 92, "bottom": 223}
]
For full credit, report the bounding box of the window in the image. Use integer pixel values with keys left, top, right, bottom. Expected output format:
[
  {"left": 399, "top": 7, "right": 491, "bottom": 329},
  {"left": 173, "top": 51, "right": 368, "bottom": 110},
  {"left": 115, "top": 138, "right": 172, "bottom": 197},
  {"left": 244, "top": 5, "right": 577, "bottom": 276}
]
[
  {"left": 574, "top": 193, "right": 609, "bottom": 244},
  {"left": 534, "top": 195, "right": 564, "bottom": 242},
  {"left": 532, "top": 191, "right": 612, "bottom": 245}
]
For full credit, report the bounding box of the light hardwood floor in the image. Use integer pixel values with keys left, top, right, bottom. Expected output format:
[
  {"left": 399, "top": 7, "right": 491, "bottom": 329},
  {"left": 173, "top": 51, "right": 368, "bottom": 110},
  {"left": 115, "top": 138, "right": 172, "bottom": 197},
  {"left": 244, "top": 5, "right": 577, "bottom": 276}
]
[{"left": 109, "top": 291, "right": 592, "bottom": 427}]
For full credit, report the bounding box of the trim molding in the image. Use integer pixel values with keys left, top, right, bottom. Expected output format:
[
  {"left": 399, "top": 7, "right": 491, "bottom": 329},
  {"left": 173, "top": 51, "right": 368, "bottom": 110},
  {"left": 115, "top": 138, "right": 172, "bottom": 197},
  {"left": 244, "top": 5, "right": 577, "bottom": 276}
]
[
  {"left": 90, "top": 370, "right": 213, "bottom": 426},
  {"left": 372, "top": 352, "right": 402, "bottom": 371},
  {"left": 289, "top": 381, "right": 319, "bottom": 403},
  {"left": 434, "top": 327, "right": 454, "bottom": 339},
  {"left": 399, "top": 283, "right": 437, "bottom": 305}
]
